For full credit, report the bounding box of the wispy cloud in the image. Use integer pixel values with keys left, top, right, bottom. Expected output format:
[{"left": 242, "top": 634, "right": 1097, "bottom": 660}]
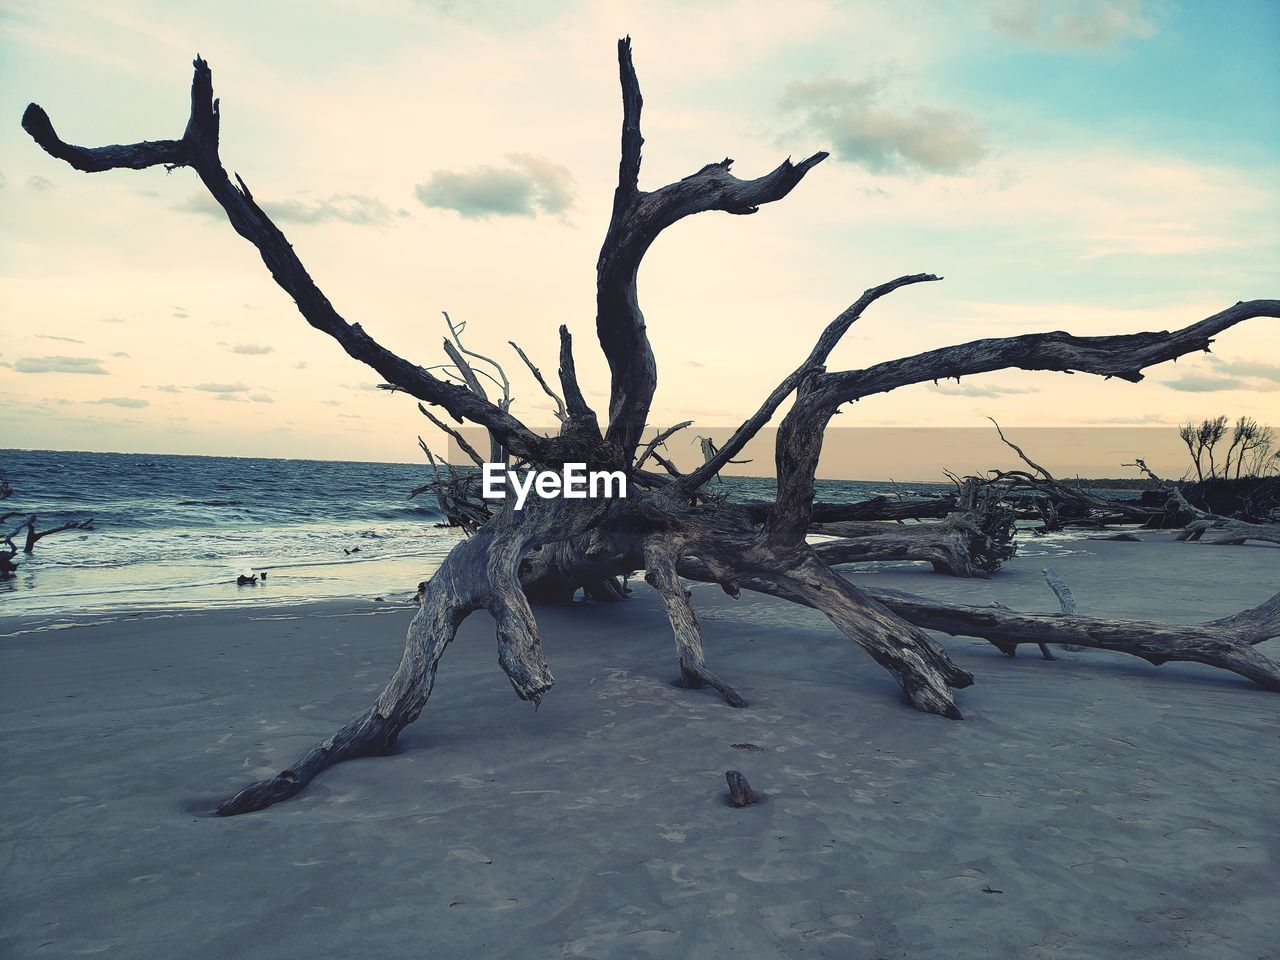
[
  {"left": 193, "top": 382, "right": 249, "bottom": 393},
  {"left": 782, "top": 78, "right": 986, "bottom": 174},
  {"left": 174, "top": 192, "right": 392, "bottom": 226},
  {"left": 250, "top": 394, "right": 274, "bottom": 403},
  {"left": 1160, "top": 373, "right": 1246, "bottom": 393},
  {"left": 990, "top": 0, "right": 1155, "bottom": 49},
  {"left": 230, "top": 344, "right": 274, "bottom": 355},
  {"left": 416, "top": 154, "right": 576, "bottom": 219},
  {"left": 929, "top": 381, "right": 1037, "bottom": 398},
  {"left": 13, "top": 356, "right": 108, "bottom": 375},
  {"left": 1159, "top": 356, "right": 1280, "bottom": 393},
  {"left": 89, "top": 396, "right": 149, "bottom": 408},
  {"left": 1085, "top": 413, "right": 1169, "bottom": 424},
  {"left": 26, "top": 175, "right": 55, "bottom": 191},
  {"left": 35, "top": 334, "right": 84, "bottom": 344}
]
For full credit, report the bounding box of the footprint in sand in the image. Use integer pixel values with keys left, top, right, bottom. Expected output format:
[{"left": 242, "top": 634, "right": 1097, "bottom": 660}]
[
  {"left": 656, "top": 822, "right": 688, "bottom": 843},
  {"left": 1137, "top": 906, "right": 1192, "bottom": 922},
  {"left": 448, "top": 848, "right": 494, "bottom": 864},
  {"left": 448, "top": 897, "right": 520, "bottom": 910}
]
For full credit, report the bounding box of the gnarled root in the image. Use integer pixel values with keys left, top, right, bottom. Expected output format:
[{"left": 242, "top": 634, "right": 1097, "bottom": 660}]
[
  {"left": 813, "top": 505, "right": 1016, "bottom": 578},
  {"left": 643, "top": 539, "right": 747, "bottom": 707},
  {"left": 865, "top": 586, "right": 1280, "bottom": 692},
  {"left": 779, "top": 554, "right": 974, "bottom": 717},
  {"left": 216, "top": 529, "right": 492, "bottom": 815}
]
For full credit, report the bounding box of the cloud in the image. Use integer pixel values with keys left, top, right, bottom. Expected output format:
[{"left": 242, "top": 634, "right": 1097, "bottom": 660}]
[
  {"left": 293, "top": 361, "right": 308, "bottom": 370},
  {"left": 1085, "top": 413, "right": 1169, "bottom": 424},
  {"left": 782, "top": 78, "right": 986, "bottom": 174},
  {"left": 111, "top": 351, "right": 130, "bottom": 358},
  {"left": 928, "top": 381, "right": 1038, "bottom": 398},
  {"left": 150, "top": 385, "right": 183, "bottom": 393},
  {"left": 1159, "top": 356, "right": 1280, "bottom": 393},
  {"left": 990, "top": 0, "right": 1155, "bottom": 49},
  {"left": 193, "top": 382, "right": 249, "bottom": 393},
  {"left": 174, "top": 192, "right": 392, "bottom": 226},
  {"left": 13, "top": 356, "right": 108, "bottom": 375},
  {"left": 214, "top": 393, "right": 246, "bottom": 402},
  {"left": 26, "top": 175, "right": 54, "bottom": 191},
  {"left": 89, "top": 397, "right": 149, "bottom": 408},
  {"left": 263, "top": 194, "right": 392, "bottom": 226},
  {"left": 1215, "top": 357, "right": 1280, "bottom": 384},
  {"left": 101, "top": 316, "right": 125, "bottom": 324},
  {"left": 250, "top": 394, "right": 274, "bottom": 403},
  {"left": 35, "top": 334, "right": 84, "bottom": 344},
  {"left": 230, "top": 343, "right": 274, "bottom": 355},
  {"left": 1161, "top": 373, "right": 1247, "bottom": 393},
  {"left": 415, "top": 154, "right": 576, "bottom": 219}
]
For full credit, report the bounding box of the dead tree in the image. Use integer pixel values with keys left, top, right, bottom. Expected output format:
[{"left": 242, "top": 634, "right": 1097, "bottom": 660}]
[
  {"left": 20, "top": 515, "right": 95, "bottom": 553},
  {"left": 22, "top": 41, "right": 1280, "bottom": 815},
  {"left": 971, "top": 420, "right": 1159, "bottom": 531},
  {"left": 0, "top": 474, "right": 94, "bottom": 573}
]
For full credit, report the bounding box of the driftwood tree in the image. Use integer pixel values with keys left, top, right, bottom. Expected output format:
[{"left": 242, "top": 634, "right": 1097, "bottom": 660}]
[
  {"left": 23, "top": 40, "right": 1280, "bottom": 815},
  {"left": 0, "top": 472, "right": 94, "bottom": 576}
]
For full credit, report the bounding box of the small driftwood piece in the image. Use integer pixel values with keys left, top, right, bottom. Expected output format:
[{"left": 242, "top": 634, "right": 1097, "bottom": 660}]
[
  {"left": 725, "top": 770, "right": 760, "bottom": 807},
  {"left": 1041, "top": 566, "right": 1078, "bottom": 655}
]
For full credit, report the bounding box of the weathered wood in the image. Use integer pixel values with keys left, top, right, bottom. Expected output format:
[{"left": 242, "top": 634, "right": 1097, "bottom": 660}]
[
  {"left": 596, "top": 37, "right": 827, "bottom": 455},
  {"left": 643, "top": 539, "right": 747, "bottom": 707},
  {"left": 812, "top": 508, "right": 1016, "bottom": 578},
  {"left": 23, "top": 63, "right": 549, "bottom": 461},
  {"left": 18, "top": 514, "right": 94, "bottom": 554},
  {"left": 1177, "top": 517, "right": 1280, "bottom": 546},
  {"left": 725, "top": 770, "right": 760, "bottom": 807},
  {"left": 23, "top": 41, "right": 1280, "bottom": 819}
]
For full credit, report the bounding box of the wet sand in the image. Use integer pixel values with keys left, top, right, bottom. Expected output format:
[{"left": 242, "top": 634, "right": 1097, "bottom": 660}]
[{"left": 1, "top": 533, "right": 1277, "bottom": 958}]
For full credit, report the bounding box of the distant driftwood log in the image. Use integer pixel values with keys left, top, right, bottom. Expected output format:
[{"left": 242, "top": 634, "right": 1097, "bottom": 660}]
[
  {"left": 22, "top": 39, "right": 1280, "bottom": 816},
  {"left": 0, "top": 471, "right": 94, "bottom": 576}
]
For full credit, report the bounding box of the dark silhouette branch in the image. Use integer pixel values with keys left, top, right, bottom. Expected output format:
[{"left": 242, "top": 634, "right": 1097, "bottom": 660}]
[
  {"left": 596, "top": 36, "right": 828, "bottom": 456},
  {"left": 22, "top": 59, "right": 548, "bottom": 461}
]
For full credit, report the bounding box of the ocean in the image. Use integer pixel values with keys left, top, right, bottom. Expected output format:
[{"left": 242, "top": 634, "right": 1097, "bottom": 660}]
[{"left": 1, "top": 449, "right": 1080, "bottom": 624}]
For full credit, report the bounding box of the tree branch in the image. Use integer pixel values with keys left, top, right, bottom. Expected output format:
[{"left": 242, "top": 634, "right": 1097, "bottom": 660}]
[
  {"left": 509, "top": 340, "right": 568, "bottom": 424},
  {"left": 418, "top": 404, "right": 484, "bottom": 467},
  {"left": 22, "top": 57, "right": 549, "bottom": 461},
  {"left": 635, "top": 421, "right": 693, "bottom": 469},
  {"left": 683, "top": 274, "right": 939, "bottom": 489},
  {"left": 557, "top": 325, "right": 597, "bottom": 427},
  {"left": 596, "top": 38, "right": 828, "bottom": 456},
  {"left": 815, "top": 300, "right": 1280, "bottom": 406}
]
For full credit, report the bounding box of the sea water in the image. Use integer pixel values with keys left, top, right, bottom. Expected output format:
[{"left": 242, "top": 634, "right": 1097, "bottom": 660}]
[{"left": 2, "top": 448, "right": 1091, "bottom": 623}]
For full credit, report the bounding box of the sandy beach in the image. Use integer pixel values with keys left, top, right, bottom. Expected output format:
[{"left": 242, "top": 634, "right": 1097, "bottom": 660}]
[{"left": 1, "top": 533, "right": 1276, "bottom": 959}]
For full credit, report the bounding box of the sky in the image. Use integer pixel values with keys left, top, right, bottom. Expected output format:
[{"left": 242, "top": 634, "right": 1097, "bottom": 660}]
[{"left": 1, "top": 0, "right": 1277, "bottom": 474}]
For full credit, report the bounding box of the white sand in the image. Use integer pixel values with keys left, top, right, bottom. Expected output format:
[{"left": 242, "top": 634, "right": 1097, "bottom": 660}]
[{"left": 1, "top": 533, "right": 1276, "bottom": 958}]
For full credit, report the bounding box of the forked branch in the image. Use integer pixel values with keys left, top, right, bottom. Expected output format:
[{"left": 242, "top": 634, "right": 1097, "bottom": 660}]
[
  {"left": 22, "top": 59, "right": 548, "bottom": 461},
  {"left": 597, "top": 37, "right": 828, "bottom": 456}
]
